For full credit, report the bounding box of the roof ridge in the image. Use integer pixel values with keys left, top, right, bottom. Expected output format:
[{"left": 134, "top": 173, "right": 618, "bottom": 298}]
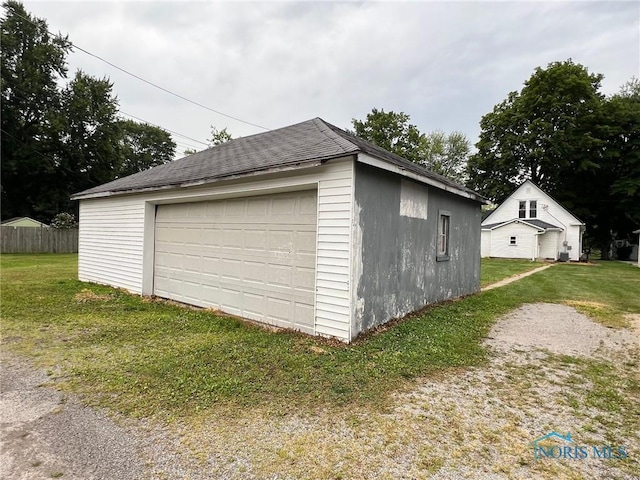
[{"left": 311, "top": 118, "right": 361, "bottom": 155}]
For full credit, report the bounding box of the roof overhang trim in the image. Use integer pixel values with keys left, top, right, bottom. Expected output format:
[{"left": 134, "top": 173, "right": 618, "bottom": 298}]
[
  {"left": 356, "top": 153, "right": 487, "bottom": 204},
  {"left": 71, "top": 159, "right": 326, "bottom": 200}
]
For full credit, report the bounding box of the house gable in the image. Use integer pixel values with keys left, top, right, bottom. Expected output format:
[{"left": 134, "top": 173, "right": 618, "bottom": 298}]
[
  {"left": 482, "top": 180, "right": 583, "bottom": 228},
  {"left": 1, "top": 217, "right": 48, "bottom": 227},
  {"left": 481, "top": 180, "right": 585, "bottom": 261}
]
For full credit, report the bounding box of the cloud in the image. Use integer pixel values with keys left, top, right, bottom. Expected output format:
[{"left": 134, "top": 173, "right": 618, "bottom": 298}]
[{"left": 20, "top": 1, "right": 640, "bottom": 153}]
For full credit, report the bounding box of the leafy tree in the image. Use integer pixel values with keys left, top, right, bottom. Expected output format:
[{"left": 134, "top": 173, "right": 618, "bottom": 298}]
[
  {"left": 208, "top": 126, "right": 232, "bottom": 146},
  {"left": 0, "top": 2, "right": 176, "bottom": 221},
  {"left": 118, "top": 119, "right": 176, "bottom": 178},
  {"left": 467, "top": 60, "right": 604, "bottom": 203},
  {"left": 1, "top": 0, "right": 71, "bottom": 221},
  {"left": 420, "top": 130, "right": 470, "bottom": 183},
  {"left": 50, "top": 212, "right": 77, "bottom": 229},
  {"left": 60, "top": 71, "right": 122, "bottom": 190},
  {"left": 351, "top": 108, "right": 423, "bottom": 163},
  {"left": 351, "top": 108, "right": 470, "bottom": 182},
  {"left": 582, "top": 79, "right": 640, "bottom": 254},
  {"left": 467, "top": 60, "right": 640, "bottom": 256}
]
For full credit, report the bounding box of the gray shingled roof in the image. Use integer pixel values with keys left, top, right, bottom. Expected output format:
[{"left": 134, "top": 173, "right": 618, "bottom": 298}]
[
  {"left": 482, "top": 218, "right": 561, "bottom": 230},
  {"left": 72, "top": 117, "right": 483, "bottom": 201}
]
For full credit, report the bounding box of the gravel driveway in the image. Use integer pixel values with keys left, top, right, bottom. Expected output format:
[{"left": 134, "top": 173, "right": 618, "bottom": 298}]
[{"left": 2, "top": 303, "right": 639, "bottom": 479}]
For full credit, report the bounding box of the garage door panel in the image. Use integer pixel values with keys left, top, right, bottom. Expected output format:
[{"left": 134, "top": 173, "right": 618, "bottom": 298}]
[
  {"left": 295, "top": 267, "right": 316, "bottom": 290},
  {"left": 154, "top": 190, "right": 317, "bottom": 332}
]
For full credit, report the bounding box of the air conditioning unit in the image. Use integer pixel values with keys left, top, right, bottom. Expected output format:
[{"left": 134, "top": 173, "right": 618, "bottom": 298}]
[{"left": 559, "top": 252, "right": 569, "bottom": 262}]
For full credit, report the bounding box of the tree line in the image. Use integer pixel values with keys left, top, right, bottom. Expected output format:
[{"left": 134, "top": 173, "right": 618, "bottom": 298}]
[
  {"left": 1, "top": 0, "right": 176, "bottom": 222},
  {"left": 2, "top": 1, "right": 638, "bottom": 255}
]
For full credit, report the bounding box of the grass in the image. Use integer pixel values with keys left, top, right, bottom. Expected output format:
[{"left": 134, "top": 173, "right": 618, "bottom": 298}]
[
  {"left": 480, "top": 257, "right": 544, "bottom": 287},
  {"left": 2, "top": 254, "right": 639, "bottom": 421}
]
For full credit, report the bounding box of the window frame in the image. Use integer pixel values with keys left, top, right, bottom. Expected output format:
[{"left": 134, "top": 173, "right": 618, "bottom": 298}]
[
  {"left": 518, "top": 201, "right": 526, "bottom": 218},
  {"left": 436, "top": 210, "right": 451, "bottom": 262},
  {"left": 509, "top": 236, "right": 517, "bottom": 245},
  {"left": 529, "top": 200, "right": 537, "bottom": 218}
]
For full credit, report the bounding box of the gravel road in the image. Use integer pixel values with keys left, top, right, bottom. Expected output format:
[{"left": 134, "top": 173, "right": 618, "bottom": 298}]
[{"left": 0, "top": 354, "right": 146, "bottom": 480}]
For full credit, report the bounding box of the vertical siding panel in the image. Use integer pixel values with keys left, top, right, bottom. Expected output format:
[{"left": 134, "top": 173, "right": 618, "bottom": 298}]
[{"left": 314, "top": 159, "right": 353, "bottom": 341}]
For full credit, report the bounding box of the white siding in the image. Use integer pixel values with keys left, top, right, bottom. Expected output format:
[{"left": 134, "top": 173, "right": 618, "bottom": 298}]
[
  {"left": 77, "top": 157, "right": 354, "bottom": 341},
  {"left": 539, "top": 231, "right": 559, "bottom": 260},
  {"left": 481, "top": 230, "right": 491, "bottom": 257},
  {"left": 482, "top": 181, "right": 584, "bottom": 261},
  {"left": 315, "top": 160, "right": 353, "bottom": 340},
  {"left": 489, "top": 223, "right": 539, "bottom": 260},
  {"left": 79, "top": 196, "right": 146, "bottom": 293}
]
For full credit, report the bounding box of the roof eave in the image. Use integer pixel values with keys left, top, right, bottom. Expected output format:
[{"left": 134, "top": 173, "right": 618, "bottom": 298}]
[
  {"left": 356, "top": 152, "right": 488, "bottom": 204},
  {"left": 71, "top": 158, "right": 330, "bottom": 201}
]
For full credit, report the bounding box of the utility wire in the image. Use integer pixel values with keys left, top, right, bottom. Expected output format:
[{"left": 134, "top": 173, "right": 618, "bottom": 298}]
[
  {"left": 6, "top": 90, "right": 208, "bottom": 150},
  {"left": 3, "top": 6, "right": 271, "bottom": 131},
  {"left": 119, "top": 111, "right": 208, "bottom": 146}
]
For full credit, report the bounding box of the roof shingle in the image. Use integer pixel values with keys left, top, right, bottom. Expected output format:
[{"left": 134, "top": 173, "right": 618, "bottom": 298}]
[{"left": 72, "top": 117, "right": 483, "bottom": 202}]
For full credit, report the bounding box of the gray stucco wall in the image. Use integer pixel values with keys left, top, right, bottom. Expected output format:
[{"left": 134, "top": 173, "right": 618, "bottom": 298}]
[{"left": 352, "top": 163, "right": 481, "bottom": 336}]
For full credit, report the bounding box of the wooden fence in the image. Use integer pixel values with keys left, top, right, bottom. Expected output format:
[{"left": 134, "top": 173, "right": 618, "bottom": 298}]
[{"left": 1, "top": 226, "right": 78, "bottom": 253}]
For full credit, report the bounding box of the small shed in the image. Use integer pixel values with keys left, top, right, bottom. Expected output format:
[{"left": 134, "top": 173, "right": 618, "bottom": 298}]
[{"left": 72, "top": 118, "right": 485, "bottom": 342}]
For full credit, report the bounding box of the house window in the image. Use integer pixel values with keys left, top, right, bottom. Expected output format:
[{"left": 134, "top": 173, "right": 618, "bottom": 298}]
[
  {"left": 510, "top": 236, "right": 517, "bottom": 245},
  {"left": 437, "top": 211, "right": 450, "bottom": 261},
  {"left": 519, "top": 201, "right": 526, "bottom": 218},
  {"left": 529, "top": 200, "right": 537, "bottom": 218}
]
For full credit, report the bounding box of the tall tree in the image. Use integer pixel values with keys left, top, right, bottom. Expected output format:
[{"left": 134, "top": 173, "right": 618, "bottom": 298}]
[
  {"left": 118, "top": 120, "right": 176, "bottom": 178},
  {"left": 467, "top": 60, "right": 640, "bottom": 256},
  {"left": 351, "top": 108, "right": 470, "bottom": 182},
  {"left": 60, "top": 71, "right": 122, "bottom": 192},
  {"left": 467, "top": 60, "right": 604, "bottom": 203},
  {"left": 351, "top": 108, "right": 423, "bottom": 163},
  {"left": 1, "top": 0, "right": 71, "bottom": 220},
  {"left": 579, "top": 78, "right": 640, "bottom": 253},
  {"left": 420, "top": 130, "right": 470, "bottom": 183},
  {"left": 1, "top": 2, "right": 177, "bottom": 220}
]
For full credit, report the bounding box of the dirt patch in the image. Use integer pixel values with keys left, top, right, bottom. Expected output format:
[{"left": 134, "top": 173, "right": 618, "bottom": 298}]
[
  {"left": 74, "top": 288, "right": 113, "bottom": 303},
  {"left": 485, "top": 303, "right": 638, "bottom": 356},
  {"left": 626, "top": 313, "right": 640, "bottom": 338}
]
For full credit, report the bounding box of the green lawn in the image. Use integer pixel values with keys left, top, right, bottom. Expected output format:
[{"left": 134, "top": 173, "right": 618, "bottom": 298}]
[
  {"left": 480, "top": 257, "right": 543, "bottom": 287},
  {"left": 2, "top": 254, "right": 639, "bottom": 420}
]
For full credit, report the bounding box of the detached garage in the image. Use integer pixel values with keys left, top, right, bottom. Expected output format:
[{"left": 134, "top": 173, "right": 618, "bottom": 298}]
[{"left": 72, "top": 118, "right": 485, "bottom": 342}]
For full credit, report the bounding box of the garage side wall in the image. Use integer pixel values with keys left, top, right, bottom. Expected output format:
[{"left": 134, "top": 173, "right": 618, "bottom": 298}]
[
  {"left": 79, "top": 196, "right": 146, "bottom": 293},
  {"left": 352, "top": 163, "right": 481, "bottom": 336}
]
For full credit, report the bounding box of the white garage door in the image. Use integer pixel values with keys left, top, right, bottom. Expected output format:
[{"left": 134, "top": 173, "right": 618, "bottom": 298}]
[{"left": 154, "top": 190, "right": 317, "bottom": 333}]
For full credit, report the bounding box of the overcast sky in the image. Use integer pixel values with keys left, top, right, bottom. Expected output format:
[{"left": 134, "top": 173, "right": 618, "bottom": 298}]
[{"left": 19, "top": 0, "right": 640, "bottom": 156}]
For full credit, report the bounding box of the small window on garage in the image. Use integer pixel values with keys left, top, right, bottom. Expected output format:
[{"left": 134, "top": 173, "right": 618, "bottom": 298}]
[
  {"left": 510, "top": 236, "right": 517, "bottom": 245},
  {"left": 437, "top": 210, "right": 450, "bottom": 261}
]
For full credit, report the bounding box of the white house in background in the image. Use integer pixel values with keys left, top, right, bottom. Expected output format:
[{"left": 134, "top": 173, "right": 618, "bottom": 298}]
[
  {"left": 481, "top": 180, "right": 585, "bottom": 261},
  {"left": 634, "top": 229, "right": 640, "bottom": 267}
]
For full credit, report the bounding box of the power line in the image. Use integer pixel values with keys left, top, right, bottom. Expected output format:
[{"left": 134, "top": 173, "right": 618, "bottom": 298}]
[
  {"left": 118, "top": 111, "right": 208, "bottom": 146},
  {"left": 3, "top": 5, "right": 271, "bottom": 131}
]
